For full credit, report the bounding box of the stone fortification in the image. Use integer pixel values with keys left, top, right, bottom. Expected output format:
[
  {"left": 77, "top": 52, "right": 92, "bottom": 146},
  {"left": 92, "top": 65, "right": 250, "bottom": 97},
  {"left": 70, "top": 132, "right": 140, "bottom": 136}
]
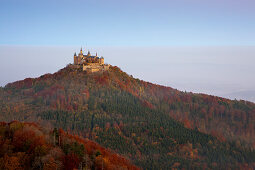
[{"left": 73, "top": 48, "right": 109, "bottom": 73}]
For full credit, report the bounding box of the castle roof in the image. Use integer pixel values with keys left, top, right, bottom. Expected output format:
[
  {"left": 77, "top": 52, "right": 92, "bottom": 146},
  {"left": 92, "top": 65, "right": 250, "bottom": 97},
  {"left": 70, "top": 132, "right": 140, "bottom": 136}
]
[{"left": 87, "top": 56, "right": 98, "bottom": 59}]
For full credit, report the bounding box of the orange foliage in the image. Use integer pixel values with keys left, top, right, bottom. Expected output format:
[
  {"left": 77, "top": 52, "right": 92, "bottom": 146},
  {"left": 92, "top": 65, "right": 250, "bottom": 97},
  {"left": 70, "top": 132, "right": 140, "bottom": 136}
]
[
  {"left": 211, "top": 130, "right": 226, "bottom": 142},
  {"left": 63, "top": 153, "right": 80, "bottom": 170},
  {"left": 183, "top": 118, "right": 193, "bottom": 129},
  {"left": 1, "top": 154, "right": 23, "bottom": 170},
  {"left": 58, "top": 129, "right": 139, "bottom": 170}
]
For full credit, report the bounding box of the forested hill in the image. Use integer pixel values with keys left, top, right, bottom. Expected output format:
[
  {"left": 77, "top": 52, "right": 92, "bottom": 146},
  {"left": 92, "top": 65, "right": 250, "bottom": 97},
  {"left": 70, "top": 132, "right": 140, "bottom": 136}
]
[{"left": 0, "top": 65, "right": 255, "bottom": 169}]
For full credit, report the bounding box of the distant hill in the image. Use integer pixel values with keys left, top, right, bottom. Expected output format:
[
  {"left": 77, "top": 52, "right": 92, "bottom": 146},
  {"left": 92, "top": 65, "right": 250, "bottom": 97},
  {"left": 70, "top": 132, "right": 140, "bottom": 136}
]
[
  {"left": 0, "top": 64, "right": 255, "bottom": 169},
  {"left": 223, "top": 90, "right": 255, "bottom": 103},
  {"left": 0, "top": 121, "right": 138, "bottom": 170}
]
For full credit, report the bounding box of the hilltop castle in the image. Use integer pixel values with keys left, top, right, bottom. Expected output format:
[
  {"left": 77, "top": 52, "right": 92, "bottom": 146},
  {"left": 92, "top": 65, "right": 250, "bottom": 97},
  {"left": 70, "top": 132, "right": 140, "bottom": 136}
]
[{"left": 73, "top": 48, "right": 110, "bottom": 72}]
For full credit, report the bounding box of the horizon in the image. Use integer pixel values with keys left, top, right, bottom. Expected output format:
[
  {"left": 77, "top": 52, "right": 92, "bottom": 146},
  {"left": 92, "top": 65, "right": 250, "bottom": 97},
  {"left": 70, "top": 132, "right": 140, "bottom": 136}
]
[{"left": 1, "top": 45, "right": 254, "bottom": 102}]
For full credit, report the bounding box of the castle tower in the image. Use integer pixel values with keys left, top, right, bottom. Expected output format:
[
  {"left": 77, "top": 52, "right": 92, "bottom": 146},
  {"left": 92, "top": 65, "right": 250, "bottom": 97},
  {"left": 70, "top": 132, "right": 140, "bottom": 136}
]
[
  {"left": 99, "top": 57, "right": 104, "bottom": 65},
  {"left": 77, "top": 55, "right": 81, "bottom": 64},
  {"left": 74, "top": 52, "right": 77, "bottom": 65},
  {"left": 80, "top": 47, "right": 83, "bottom": 55},
  {"left": 87, "top": 51, "right": 91, "bottom": 57},
  {"left": 77, "top": 47, "right": 83, "bottom": 64}
]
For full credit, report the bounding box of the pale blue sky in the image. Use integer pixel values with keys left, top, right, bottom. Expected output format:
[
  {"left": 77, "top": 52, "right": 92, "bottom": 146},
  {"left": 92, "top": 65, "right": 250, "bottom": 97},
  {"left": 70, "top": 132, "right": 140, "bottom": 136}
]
[{"left": 1, "top": 0, "right": 255, "bottom": 46}]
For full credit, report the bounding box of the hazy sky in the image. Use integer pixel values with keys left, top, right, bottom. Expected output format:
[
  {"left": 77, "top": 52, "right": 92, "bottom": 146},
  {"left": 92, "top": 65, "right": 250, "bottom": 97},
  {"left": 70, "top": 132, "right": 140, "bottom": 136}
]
[
  {"left": 0, "top": 0, "right": 255, "bottom": 102},
  {"left": 0, "top": 45, "right": 254, "bottom": 99}
]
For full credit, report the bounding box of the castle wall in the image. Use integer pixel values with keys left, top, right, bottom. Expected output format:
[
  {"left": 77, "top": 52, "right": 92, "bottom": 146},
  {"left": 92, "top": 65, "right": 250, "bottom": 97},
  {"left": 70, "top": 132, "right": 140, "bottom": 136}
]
[
  {"left": 74, "top": 56, "right": 77, "bottom": 65},
  {"left": 83, "top": 64, "right": 109, "bottom": 73},
  {"left": 86, "top": 63, "right": 100, "bottom": 66},
  {"left": 103, "top": 65, "right": 109, "bottom": 70},
  {"left": 73, "top": 49, "right": 109, "bottom": 73},
  {"left": 99, "top": 58, "right": 104, "bottom": 65},
  {"left": 77, "top": 56, "right": 81, "bottom": 64}
]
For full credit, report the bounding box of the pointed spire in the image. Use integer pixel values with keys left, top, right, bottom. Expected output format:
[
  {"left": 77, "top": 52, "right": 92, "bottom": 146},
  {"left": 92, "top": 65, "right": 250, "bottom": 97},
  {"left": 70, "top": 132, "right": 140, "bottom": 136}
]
[
  {"left": 96, "top": 52, "right": 98, "bottom": 57},
  {"left": 74, "top": 52, "right": 77, "bottom": 56},
  {"left": 80, "top": 47, "right": 83, "bottom": 54}
]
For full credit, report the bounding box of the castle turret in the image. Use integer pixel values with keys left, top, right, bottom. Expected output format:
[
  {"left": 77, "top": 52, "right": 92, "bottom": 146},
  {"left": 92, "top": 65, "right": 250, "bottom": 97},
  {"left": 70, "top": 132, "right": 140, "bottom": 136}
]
[
  {"left": 76, "top": 47, "right": 83, "bottom": 64},
  {"left": 99, "top": 57, "right": 104, "bottom": 65},
  {"left": 80, "top": 47, "right": 83, "bottom": 55},
  {"left": 74, "top": 52, "right": 77, "bottom": 64},
  {"left": 87, "top": 51, "right": 91, "bottom": 56}
]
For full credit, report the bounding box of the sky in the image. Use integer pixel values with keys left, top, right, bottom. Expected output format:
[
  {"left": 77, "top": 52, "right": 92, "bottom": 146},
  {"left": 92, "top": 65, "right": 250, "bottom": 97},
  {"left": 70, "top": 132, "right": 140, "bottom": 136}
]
[
  {"left": 0, "top": 0, "right": 255, "bottom": 102},
  {"left": 1, "top": 0, "right": 255, "bottom": 46}
]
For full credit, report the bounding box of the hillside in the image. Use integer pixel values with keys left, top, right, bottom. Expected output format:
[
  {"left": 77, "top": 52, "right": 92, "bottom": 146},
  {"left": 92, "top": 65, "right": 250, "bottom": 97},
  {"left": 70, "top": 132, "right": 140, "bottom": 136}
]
[
  {"left": 0, "top": 121, "right": 138, "bottom": 170},
  {"left": 0, "top": 65, "right": 255, "bottom": 169}
]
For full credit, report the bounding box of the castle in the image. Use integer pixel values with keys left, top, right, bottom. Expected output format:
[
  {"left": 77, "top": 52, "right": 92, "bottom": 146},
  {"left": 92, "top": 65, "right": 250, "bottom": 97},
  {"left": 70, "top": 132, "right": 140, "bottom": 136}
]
[{"left": 73, "top": 48, "right": 110, "bottom": 72}]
